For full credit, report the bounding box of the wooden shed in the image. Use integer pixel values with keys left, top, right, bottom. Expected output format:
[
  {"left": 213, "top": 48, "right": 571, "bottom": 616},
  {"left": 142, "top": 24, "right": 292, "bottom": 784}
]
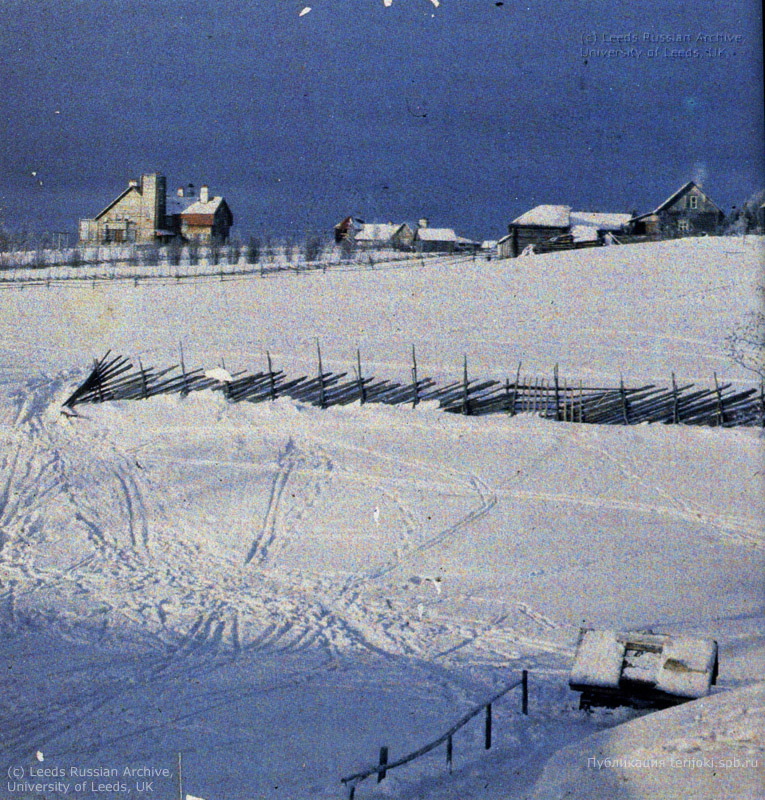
[{"left": 569, "top": 628, "right": 719, "bottom": 711}]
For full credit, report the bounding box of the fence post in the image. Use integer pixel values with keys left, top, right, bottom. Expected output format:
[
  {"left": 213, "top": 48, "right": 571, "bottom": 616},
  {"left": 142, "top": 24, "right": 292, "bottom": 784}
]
[
  {"left": 94, "top": 358, "right": 104, "bottom": 403},
  {"left": 138, "top": 357, "right": 148, "bottom": 400},
  {"left": 411, "top": 345, "right": 419, "bottom": 408},
  {"left": 357, "top": 349, "right": 366, "bottom": 404},
  {"left": 267, "top": 351, "right": 276, "bottom": 401},
  {"left": 510, "top": 362, "right": 521, "bottom": 416},
  {"left": 713, "top": 372, "right": 724, "bottom": 427},
  {"left": 317, "top": 339, "right": 326, "bottom": 409},
  {"left": 522, "top": 669, "right": 529, "bottom": 715},
  {"left": 462, "top": 354, "right": 470, "bottom": 416},
  {"left": 179, "top": 342, "right": 189, "bottom": 396},
  {"left": 553, "top": 364, "right": 561, "bottom": 421},
  {"left": 377, "top": 747, "right": 388, "bottom": 783},
  {"left": 620, "top": 378, "right": 630, "bottom": 425},
  {"left": 446, "top": 734, "right": 453, "bottom": 773},
  {"left": 761, "top": 381, "right": 765, "bottom": 428},
  {"left": 484, "top": 703, "right": 492, "bottom": 749}
]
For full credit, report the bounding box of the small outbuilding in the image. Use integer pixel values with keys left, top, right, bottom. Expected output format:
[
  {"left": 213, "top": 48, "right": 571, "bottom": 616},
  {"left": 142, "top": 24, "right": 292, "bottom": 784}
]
[{"left": 569, "top": 628, "right": 719, "bottom": 711}]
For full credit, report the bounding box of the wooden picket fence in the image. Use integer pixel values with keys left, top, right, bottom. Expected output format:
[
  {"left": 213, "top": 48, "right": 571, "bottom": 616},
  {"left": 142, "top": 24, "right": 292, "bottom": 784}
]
[
  {"left": 63, "top": 350, "right": 765, "bottom": 429},
  {"left": 340, "top": 671, "right": 528, "bottom": 798}
]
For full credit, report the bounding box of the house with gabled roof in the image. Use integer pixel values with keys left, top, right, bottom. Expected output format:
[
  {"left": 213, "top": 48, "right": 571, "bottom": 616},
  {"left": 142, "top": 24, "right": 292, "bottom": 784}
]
[
  {"left": 176, "top": 186, "right": 233, "bottom": 243},
  {"left": 353, "top": 222, "right": 414, "bottom": 250},
  {"left": 79, "top": 174, "right": 233, "bottom": 245},
  {"left": 499, "top": 204, "right": 631, "bottom": 257},
  {"left": 79, "top": 173, "right": 168, "bottom": 245},
  {"left": 629, "top": 181, "right": 724, "bottom": 238},
  {"left": 414, "top": 224, "right": 459, "bottom": 253}
]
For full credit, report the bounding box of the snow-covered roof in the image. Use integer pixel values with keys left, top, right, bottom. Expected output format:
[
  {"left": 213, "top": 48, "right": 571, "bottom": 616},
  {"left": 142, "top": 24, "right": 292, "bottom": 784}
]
[
  {"left": 166, "top": 194, "right": 198, "bottom": 215},
  {"left": 634, "top": 180, "right": 723, "bottom": 221},
  {"left": 570, "top": 629, "right": 718, "bottom": 699},
  {"left": 655, "top": 637, "right": 718, "bottom": 699},
  {"left": 354, "top": 223, "right": 406, "bottom": 242},
  {"left": 570, "top": 225, "right": 600, "bottom": 243},
  {"left": 570, "top": 211, "right": 632, "bottom": 231},
  {"left": 511, "top": 205, "right": 570, "bottom": 228},
  {"left": 416, "top": 227, "right": 458, "bottom": 242},
  {"left": 570, "top": 630, "right": 624, "bottom": 688},
  {"left": 181, "top": 197, "right": 225, "bottom": 217}
]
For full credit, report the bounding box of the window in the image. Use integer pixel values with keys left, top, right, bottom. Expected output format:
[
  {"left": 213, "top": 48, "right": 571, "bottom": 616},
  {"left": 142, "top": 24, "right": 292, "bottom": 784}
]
[
  {"left": 688, "top": 195, "right": 698, "bottom": 210},
  {"left": 678, "top": 219, "right": 691, "bottom": 233}
]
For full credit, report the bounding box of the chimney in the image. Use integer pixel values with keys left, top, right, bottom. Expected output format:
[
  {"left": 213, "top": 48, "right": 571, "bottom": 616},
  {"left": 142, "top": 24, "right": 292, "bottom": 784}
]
[
  {"left": 128, "top": 179, "right": 139, "bottom": 188},
  {"left": 177, "top": 187, "right": 184, "bottom": 197},
  {"left": 200, "top": 185, "right": 209, "bottom": 203},
  {"left": 418, "top": 217, "right": 429, "bottom": 228}
]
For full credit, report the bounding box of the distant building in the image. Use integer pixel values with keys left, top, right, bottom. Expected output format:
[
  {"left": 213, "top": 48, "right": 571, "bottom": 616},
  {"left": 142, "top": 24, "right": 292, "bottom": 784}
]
[
  {"left": 499, "top": 205, "right": 631, "bottom": 258},
  {"left": 176, "top": 185, "right": 233, "bottom": 243},
  {"left": 629, "top": 181, "right": 724, "bottom": 238},
  {"left": 414, "top": 223, "right": 459, "bottom": 253},
  {"left": 334, "top": 216, "right": 364, "bottom": 243},
  {"left": 79, "top": 174, "right": 233, "bottom": 245},
  {"left": 353, "top": 222, "right": 414, "bottom": 250}
]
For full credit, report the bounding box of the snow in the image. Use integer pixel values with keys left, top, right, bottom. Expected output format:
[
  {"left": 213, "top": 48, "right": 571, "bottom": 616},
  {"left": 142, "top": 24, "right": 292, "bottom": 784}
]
[
  {"left": 181, "top": 197, "right": 225, "bottom": 216},
  {"left": 353, "top": 222, "right": 406, "bottom": 242},
  {"left": 511, "top": 204, "right": 570, "bottom": 228},
  {"left": 570, "top": 212, "right": 632, "bottom": 231},
  {"left": 531, "top": 682, "right": 765, "bottom": 800},
  {"left": 0, "top": 237, "right": 763, "bottom": 799},
  {"left": 416, "top": 227, "right": 458, "bottom": 242},
  {"left": 569, "top": 630, "right": 624, "bottom": 688},
  {"left": 570, "top": 224, "right": 600, "bottom": 242},
  {"left": 656, "top": 637, "right": 718, "bottom": 699}
]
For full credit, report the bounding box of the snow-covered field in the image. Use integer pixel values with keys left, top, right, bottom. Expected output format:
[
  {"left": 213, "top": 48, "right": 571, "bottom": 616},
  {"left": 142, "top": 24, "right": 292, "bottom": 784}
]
[{"left": 0, "top": 237, "right": 763, "bottom": 800}]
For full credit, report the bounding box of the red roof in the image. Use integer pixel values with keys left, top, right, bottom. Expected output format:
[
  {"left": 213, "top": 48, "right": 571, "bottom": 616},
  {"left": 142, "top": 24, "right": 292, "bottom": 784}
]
[{"left": 182, "top": 214, "right": 216, "bottom": 226}]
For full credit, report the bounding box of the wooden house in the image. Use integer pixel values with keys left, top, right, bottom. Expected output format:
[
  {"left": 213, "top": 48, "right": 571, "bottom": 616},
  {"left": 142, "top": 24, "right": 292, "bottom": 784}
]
[
  {"left": 177, "top": 186, "right": 233, "bottom": 243},
  {"left": 353, "top": 222, "right": 414, "bottom": 250},
  {"left": 499, "top": 205, "right": 631, "bottom": 257},
  {"left": 629, "top": 181, "right": 724, "bottom": 238},
  {"left": 334, "top": 216, "right": 364, "bottom": 243},
  {"left": 414, "top": 225, "right": 459, "bottom": 253}
]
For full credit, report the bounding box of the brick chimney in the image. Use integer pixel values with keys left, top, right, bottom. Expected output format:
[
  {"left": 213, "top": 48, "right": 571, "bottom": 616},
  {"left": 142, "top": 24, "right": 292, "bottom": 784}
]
[{"left": 200, "top": 185, "right": 209, "bottom": 203}]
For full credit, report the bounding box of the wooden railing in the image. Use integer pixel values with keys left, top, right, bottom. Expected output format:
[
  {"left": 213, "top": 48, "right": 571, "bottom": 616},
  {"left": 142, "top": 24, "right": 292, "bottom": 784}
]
[{"left": 340, "top": 671, "right": 528, "bottom": 798}]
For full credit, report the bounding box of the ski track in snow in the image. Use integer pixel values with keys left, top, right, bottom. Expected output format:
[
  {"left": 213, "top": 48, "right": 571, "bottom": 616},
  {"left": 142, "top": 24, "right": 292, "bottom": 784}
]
[{"left": 0, "top": 361, "right": 762, "bottom": 797}]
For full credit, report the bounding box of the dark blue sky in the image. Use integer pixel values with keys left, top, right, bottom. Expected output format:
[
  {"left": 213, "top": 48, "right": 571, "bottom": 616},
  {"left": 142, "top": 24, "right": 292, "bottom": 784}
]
[{"left": 1, "top": 0, "right": 762, "bottom": 240}]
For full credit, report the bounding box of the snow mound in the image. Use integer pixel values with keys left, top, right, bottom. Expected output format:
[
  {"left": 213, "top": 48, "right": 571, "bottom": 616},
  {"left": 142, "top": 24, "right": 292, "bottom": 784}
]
[{"left": 531, "top": 682, "right": 765, "bottom": 800}]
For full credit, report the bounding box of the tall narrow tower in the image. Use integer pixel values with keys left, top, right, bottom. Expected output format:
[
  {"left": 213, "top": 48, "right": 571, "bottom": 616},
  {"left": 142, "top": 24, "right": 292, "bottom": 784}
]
[{"left": 139, "top": 173, "right": 167, "bottom": 241}]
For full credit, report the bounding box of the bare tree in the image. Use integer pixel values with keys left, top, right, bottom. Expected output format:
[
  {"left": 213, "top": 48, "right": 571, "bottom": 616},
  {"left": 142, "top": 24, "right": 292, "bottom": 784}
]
[
  {"left": 304, "top": 235, "right": 323, "bottom": 263},
  {"left": 246, "top": 236, "right": 261, "bottom": 265},
  {"left": 727, "top": 297, "right": 765, "bottom": 379}
]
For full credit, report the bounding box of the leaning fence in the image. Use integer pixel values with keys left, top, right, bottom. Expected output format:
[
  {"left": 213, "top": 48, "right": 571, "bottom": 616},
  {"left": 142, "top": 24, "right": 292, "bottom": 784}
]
[
  {"left": 340, "top": 670, "right": 528, "bottom": 798},
  {"left": 62, "top": 349, "right": 765, "bottom": 429}
]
